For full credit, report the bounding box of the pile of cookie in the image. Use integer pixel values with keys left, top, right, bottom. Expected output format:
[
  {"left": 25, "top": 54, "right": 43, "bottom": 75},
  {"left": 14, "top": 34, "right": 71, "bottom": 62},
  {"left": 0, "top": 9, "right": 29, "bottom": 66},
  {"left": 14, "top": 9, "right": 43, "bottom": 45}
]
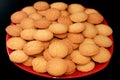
[{"left": 6, "top": 1, "right": 113, "bottom": 77}]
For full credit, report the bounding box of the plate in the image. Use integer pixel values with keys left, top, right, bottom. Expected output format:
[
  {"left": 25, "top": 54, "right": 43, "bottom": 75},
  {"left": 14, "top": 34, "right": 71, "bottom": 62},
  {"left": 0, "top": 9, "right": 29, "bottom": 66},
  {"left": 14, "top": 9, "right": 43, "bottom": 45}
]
[{"left": 6, "top": 19, "right": 114, "bottom": 79}]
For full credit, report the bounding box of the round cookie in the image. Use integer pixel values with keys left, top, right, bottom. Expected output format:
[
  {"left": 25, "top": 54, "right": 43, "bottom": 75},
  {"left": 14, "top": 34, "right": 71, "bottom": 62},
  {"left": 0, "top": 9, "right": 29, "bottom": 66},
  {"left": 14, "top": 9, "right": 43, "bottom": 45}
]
[
  {"left": 49, "top": 23, "right": 68, "bottom": 34},
  {"left": 32, "top": 56, "right": 47, "bottom": 73},
  {"left": 85, "top": 8, "right": 98, "bottom": 14},
  {"left": 79, "top": 44, "right": 100, "bottom": 56},
  {"left": 34, "top": 18, "right": 51, "bottom": 29},
  {"left": 48, "top": 41, "right": 68, "bottom": 58},
  {"left": 70, "top": 50, "right": 91, "bottom": 64},
  {"left": 77, "top": 61, "right": 95, "bottom": 72},
  {"left": 46, "top": 58, "right": 68, "bottom": 76},
  {"left": 6, "top": 24, "right": 23, "bottom": 37},
  {"left": 82, "top": 22, "right": 97, "bottom": 38},
  {"left": 94, "top": 35, "right": 113, "bottom": 47},
  {"left": 67, "top": 33, "right": 84, "bottom": 44},
  {"left": 92, "top": 47, "right": 111, "bottom": 63},
  {"left": 70, "top": 12, "right": 88, "bottom": 22},
  {"left": 57, "top": 16, "right": 73, "bottom": 26},
  {"left": 68, "top": 22, "right": 85, "bottom": 33},
  {"left": 9, "top": 50, "right": 28, "bottom": 63},
  {"left": 33, "top": 1, "right": 49, "bottom": 10},
  {"left": 7, "top": 37, "right": 26, "bottom": 50},
  {"left": 43, "top": 49, "right": 53, "bottom": 61},
  {"left": 11, "top": 11, "right": 28, "bottom": 23},
  {"left": 20, "top": 28, "right": 37, "bottom": 40},
  {"left": 95, "top": 24, "right": 113, "bottom": 36},
  {"left": 23, "top": 40, "right": 44, "bottom": 55},
  {"left": 34, "top": 30, "right": 53, "bottom": 41},
  {"left": 87, "top": 13, "right": 104, "bottom": 24},
  {"left": 45, "top": 8, "right": 60, "bottom": 21},
  {"left": 68, "top": 4, "right": 85, "bottom": 14},
  {"left": 50, "top": 2, "right": 68, "bottom": 10}
]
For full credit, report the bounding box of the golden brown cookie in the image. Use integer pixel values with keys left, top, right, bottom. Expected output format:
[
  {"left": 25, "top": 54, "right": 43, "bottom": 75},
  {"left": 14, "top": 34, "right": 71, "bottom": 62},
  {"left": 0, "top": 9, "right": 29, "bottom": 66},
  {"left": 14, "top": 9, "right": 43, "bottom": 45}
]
[
  {"left": 87, "top": 13, "right": 104, "bottom": 24},
  {"left": 11, "top": 11, "right": 28, "bottom": 23},
  {"left": 22, "top": 56, "right": 34, "bottom": 66},
  {"left": 46, "top": 58, "right": 68, "bottom": 76},
  {"left": 68, "top": 22, "right": 85, "bottom": 33},
  {"left": 70, "top": 50, "right": 91, "bottom": 64},
  {"left": 29, "top": 12, "right": 42, "bottom": 20},
  {"left": 92, "top": 47, "right": 111, "bottom": 63},
  {"left": 33, "top": 1, "right": 49, "bottom": 11},
  {"left": 32, "top": 56, "right": 47, "bottom": 73},
  {"left": 50, "top": 2, "right": 68, "bottom": 10},
  {"left": 94, "top": 35, "right": 113, "bottom": 47},
  {"left": 79, "top": 44, "right": 100, "bottom": 56},
  {"left": 9, "top": 50, "right": 28, "bottom": 63},
  {"left": 20, "top": 28, "right": 37, "bottom": 40},
  {"left": 49, "top": 23, "right": 68, "bottom": 34},
  {"left": 6, "top": 24, "right": 23, "bottom": 37},
  {"left": 95, "top": 24, "right": 113, "bottom": 36},
  {"left": 48, "top": 41, "right": 68, "bottom": 58},
  {"left": 68, "top": 4, "right": 85, "bottom": 14},
  {"left": 70, "top": 12, "right": 88, "bottom": 22},
  {"left": 77, "top": 61, "right": 95, "bottom": 72},
  {"left": 34, "top": 30, "right": 53, "bottom": 41},
  {"left": 7, "top": 37, "right": 26, "bottom": 50},
  {"left": 23, "top": 40, "right": 44, "bottom": 55}
]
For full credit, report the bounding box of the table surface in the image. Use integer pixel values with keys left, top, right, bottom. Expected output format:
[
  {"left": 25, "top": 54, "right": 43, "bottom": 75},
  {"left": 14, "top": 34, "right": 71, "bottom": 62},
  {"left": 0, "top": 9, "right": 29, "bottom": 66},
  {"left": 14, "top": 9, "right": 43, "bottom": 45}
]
[{"left": 0, "top": 0, "right": 119, "bottom": 80}]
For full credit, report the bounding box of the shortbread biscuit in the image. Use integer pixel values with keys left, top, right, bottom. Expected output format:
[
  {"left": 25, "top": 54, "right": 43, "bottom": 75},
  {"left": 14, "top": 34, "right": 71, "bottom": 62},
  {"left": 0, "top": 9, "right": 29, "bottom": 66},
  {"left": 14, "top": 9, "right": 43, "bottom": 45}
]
[
  {"left": 70, "top": 12, "right": 88, "bottom": 22},
  {"left": 68, "top": 4, "right": 85, "bottom": 14},
  {"left": 67, "top": 33, "right": 84, "bottom": 44},
  {"left": 32, "top": 56, "right": 47, "bottom": 73},
  {"left": 23, "top": 40, "right": 44, "bottom": 55},
  {"left": 6, "top": 24, "right": 22, "bottom": 37},
  {"left": 45, "top": 8, "right": 60, "bottom": 21},
  {"left": 68, "top": 22, "right": 85, "bottom": 33},
  {"left": 46, "top": 58, "right": 67, "bottom": 76},
  {"left": 61, "top": 10, "right": 70, "bottom": 16},
  {"left": 49, "top": 23, "right": 68, "bottom": 34},
  {"left": 50, "top": 2, "right": 68, "bottom": 10},
  {"left": 22, "top": 6, "right": 36, "bottom": 15},
  {"left": 83, "top": 22, "right": 97, "bottom": 38},
  {"left": 80, "top": 38, "right": 95, "bottom": 46},
  {"left": 77, "top": 61, "right": 95, "bottom": 72},
  {"left": 11, "top": 11, "right": 28, "bottom": 23},
  {"left": 7, "top": 37, "right": 26, "bottom": 50},
  {"left": 48, "top": 41, "right": 68, "bottom": 58},
  {"left": 94, "top": 35, "right": 112, "bottom": 47},
  {"left": 92, "top": 47, "right": 111, "bottom": 63},
  {"left": 64, "top": 59, "right": 76, "bottom": 75},
  {"left": 33, "top": 1, "right": 49, "bottom": 10},
  {"left": 9, "top": 50, "right": 28, "bottom": 63},
  {"left": 57, "top": 16, "right": 73, "bottom": 26},
  {"left": 34, "top": 18, "right": 51, "bottom": 29},
  {"left": 34, "top": 30, "right": 53, "bottom": 41},
  {"left": 70, "top": 50, "right": 91, "bottom": 64},
  {"left": 54, "top": 33, "right": 67, "bottom": 39},
  {"left": 20, "top": 18, "right": 34, "bottom": 29},
  {"left": 20, "top": 28, "right": 37, "bottom": 40},
  {"left": 79, "top": 44, "right": 100, "bottom": 56},
  {"left": 87, "top": 13, "right": 104, "bottom": 24},
  {"left": 96, "top": 24, "right": 113, "bottom": 36}
]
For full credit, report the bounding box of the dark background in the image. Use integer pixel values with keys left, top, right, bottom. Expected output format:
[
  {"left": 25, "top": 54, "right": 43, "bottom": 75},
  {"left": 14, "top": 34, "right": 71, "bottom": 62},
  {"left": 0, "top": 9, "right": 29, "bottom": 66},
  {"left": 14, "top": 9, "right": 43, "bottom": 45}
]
[{"left": 0, "top": 0, "right": 119, "bottom": 80}]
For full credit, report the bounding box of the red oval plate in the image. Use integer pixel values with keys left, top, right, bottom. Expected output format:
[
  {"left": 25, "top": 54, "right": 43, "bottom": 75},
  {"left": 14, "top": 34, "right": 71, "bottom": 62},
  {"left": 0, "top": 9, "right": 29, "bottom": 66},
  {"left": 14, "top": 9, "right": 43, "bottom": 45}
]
[{"left": 6, "top": 20, "right": 114, "bottom": 79}]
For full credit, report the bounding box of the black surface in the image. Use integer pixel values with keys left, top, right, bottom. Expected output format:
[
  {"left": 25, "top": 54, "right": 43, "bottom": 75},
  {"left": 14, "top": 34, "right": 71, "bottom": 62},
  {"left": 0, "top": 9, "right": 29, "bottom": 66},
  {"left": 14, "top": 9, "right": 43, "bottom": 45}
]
[{"left": 0, "top": 0, "right": 119, "bottom": 80}]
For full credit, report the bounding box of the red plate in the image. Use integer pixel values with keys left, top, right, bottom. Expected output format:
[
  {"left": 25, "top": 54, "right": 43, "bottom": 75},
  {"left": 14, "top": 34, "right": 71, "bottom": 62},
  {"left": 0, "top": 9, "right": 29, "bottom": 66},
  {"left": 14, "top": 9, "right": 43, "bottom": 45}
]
[{"left": 6, "top": 20, "right": 114, "bottom": 79}]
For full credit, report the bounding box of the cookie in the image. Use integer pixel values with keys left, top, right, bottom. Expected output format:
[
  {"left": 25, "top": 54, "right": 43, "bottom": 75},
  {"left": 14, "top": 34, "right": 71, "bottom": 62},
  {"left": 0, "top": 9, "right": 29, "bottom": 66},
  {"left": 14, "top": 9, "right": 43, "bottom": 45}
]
[
  {"left": 22, "top": 6, "right": 36, "bottom": 15},
  {"left": 9, "top": 50, "right": 28, "bottom": 63}
]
